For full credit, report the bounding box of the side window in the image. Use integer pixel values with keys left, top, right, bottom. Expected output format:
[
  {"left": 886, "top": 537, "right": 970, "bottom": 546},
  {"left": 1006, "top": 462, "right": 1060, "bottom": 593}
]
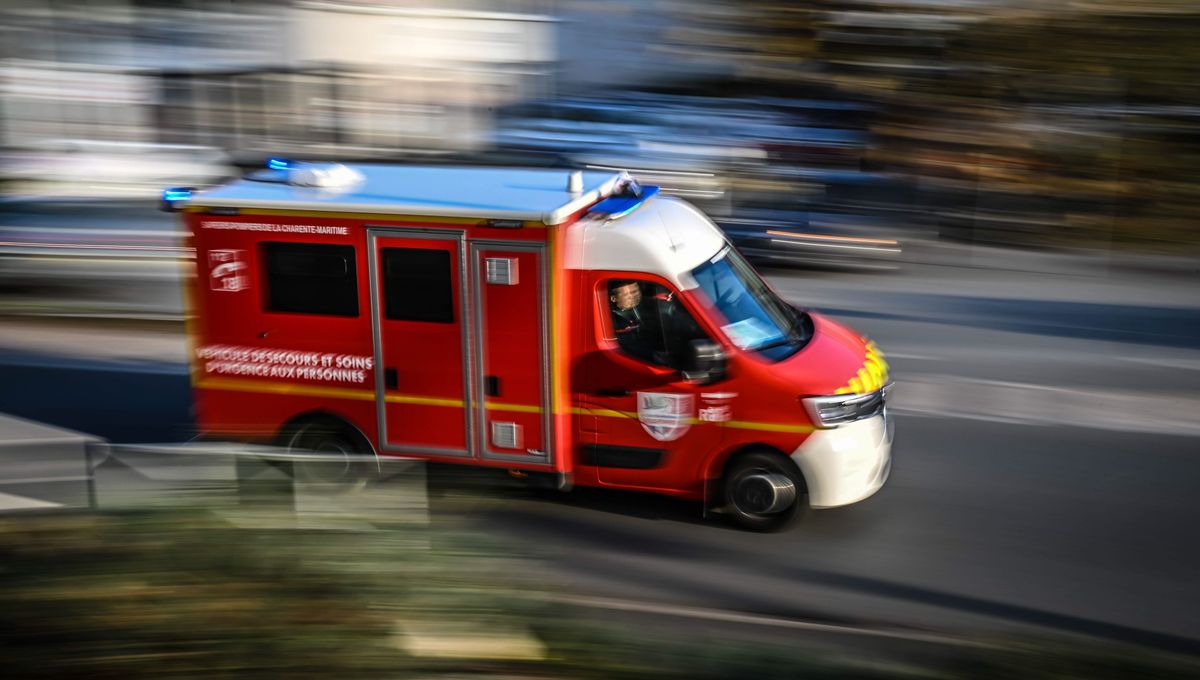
[
  {"left": 263, "top": 242, "right": 358, "bottom": 316},
  {"left": 382, "top": 247, "right": 454, "bottom": 323},
  {"left": 606, "top": 279, "right": 711, "bottom": 370}
]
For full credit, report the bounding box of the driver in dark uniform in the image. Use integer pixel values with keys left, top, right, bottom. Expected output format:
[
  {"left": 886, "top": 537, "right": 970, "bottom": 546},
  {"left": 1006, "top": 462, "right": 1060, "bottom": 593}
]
[{"left": 609, "top": 280, "right": 655, "bottom": 362}]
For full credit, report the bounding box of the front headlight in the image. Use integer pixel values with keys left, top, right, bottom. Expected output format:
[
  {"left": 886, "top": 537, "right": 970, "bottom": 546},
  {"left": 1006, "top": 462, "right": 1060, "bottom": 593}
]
[{"left": 802, "top": 386, "right": 889, "bottom": 429}]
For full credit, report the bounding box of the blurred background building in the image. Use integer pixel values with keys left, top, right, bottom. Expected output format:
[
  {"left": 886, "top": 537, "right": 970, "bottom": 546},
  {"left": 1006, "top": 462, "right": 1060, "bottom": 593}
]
[{"left": 2, "top": 0, "right": 1198, "bottom": 251}]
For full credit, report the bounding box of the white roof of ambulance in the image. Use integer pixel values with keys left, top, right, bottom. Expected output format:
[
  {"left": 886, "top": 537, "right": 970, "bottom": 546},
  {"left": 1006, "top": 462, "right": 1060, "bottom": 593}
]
[
  {"left": 572, "top": 194, "right": 727, "bottom": 291},
  {"left": 189, "top": 164, "right": 623, "bottom": 225}
]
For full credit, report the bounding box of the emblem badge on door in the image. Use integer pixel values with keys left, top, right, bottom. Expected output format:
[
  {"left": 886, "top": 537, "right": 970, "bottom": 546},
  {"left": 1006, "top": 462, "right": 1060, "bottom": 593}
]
[
  {"left": 636, "top": 392, "right": 695, "bottom": 442},
  {"left": 208, "top": 249, "right": 248, "bottom": 292}
]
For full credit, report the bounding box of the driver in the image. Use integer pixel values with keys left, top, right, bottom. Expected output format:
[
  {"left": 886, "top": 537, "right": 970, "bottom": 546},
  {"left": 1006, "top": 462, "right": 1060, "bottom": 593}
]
[{"left": 609, "top": 280, "right": 654, "bottom": 361}]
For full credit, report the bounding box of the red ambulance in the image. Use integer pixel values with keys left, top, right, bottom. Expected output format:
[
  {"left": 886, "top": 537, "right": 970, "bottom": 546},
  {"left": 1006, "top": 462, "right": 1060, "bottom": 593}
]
[{"left": 168, "top": 161, "right": 892, "bottom": 530}]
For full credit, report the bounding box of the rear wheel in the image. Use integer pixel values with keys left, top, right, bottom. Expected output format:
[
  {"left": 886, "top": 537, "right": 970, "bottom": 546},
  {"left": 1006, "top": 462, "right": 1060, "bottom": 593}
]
[
  {"left": 723, "top": 451, "right": 805, "bottom": 531},
  {"left": 281, "top": 420, "right": 374, "bottom": 488}
]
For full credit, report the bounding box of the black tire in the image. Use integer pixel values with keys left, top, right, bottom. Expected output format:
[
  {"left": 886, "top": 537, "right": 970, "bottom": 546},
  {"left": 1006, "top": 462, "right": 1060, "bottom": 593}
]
[
  {"left": 722, "top": 451, "right": 806, "bottom": 532},
  {"left": 281, "top": 420, "right": 374, "bottom": 488}
]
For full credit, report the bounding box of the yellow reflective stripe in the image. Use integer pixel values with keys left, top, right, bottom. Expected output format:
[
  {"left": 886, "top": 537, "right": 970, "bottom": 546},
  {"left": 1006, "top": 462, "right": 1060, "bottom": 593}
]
[
  {"left": 384, "top": 393, "right": 464, "bottom": 408},
  {"left": 198, "top": 376, "right": 375, "bottom": 402},
  {"left": 725, "top": 420, "right": 815, "bottom": 434},
  {"left": 570, "top": 406, "right": 637, "bottom": 419},
  {"left": 203, "top": 382, "right": 812, "bottom": 434},
  {"left": 486, "top": 401, "right": 543, "bottom": 414},
  {"left": 197, "top": 377, "right": 557, "bottom": 413},
  {"left": 571, "top": 406, "right": 812, "bottom": 434}
]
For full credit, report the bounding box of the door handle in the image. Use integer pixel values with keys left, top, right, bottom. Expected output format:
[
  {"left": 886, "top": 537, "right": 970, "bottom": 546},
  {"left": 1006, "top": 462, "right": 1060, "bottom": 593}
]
[
  {"left": 385, "top": 368, "right": 398, "bottom": 390},
  {"left": 595, "top": 387, "right": 629, "bottom": 397}
]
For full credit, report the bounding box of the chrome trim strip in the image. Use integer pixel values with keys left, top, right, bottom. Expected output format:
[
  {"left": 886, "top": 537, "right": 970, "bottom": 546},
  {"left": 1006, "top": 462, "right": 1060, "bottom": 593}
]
[
  {"left": 539, "top": 236, "right": 554, "bottom": 467},
  {"left": 366, "top": 230, "right": 386, "bottom": 452}
]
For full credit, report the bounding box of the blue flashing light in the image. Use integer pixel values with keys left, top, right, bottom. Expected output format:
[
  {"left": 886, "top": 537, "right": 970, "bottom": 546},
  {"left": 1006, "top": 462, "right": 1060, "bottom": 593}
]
[
  {"left": 588, "top": 185, "right": 660, "bottom": 220},
  {"left": 267, "top": 157, "right": 291, "bottom": 170},
  {"left": 161, "top": 186, "right": 195, "bottom": 212},
  {"left": 162, "top": 187, "right": 192, "bottom": 202}
]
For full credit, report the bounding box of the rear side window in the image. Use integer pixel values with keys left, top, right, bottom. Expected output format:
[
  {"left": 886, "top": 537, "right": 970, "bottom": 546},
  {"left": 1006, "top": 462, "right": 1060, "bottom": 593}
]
[
  {"left": 263, "top": 242, "right": 359, "bottom": 316},
  {"left": 382, "top": 247, "right": 454, "bottom": 323}
]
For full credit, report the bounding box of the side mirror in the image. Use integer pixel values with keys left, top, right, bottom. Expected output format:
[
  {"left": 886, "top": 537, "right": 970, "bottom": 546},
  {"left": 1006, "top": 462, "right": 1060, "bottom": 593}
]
[{"left": 685, "top": 340, "right": 728, "bottom": 385}]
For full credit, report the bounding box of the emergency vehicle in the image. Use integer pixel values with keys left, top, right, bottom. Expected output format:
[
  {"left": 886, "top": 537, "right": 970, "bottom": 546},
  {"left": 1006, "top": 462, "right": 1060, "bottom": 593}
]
[{"left": 167, "top": 161, "right": 892, "bottom": 530}]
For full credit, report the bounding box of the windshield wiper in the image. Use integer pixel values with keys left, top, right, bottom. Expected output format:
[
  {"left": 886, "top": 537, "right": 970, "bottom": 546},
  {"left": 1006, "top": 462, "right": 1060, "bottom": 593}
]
[
  {"left": 753, "top": 337, "right": 795, "bottom": 351},
  {"left": 754, "top": 325, "right": 803, "bottom": 351},
  {"left": 789, "top": 308, "right": 813, "bottom": 343},
  {"left": 752, "top": 309, "right": 812, "bottom": 352}
]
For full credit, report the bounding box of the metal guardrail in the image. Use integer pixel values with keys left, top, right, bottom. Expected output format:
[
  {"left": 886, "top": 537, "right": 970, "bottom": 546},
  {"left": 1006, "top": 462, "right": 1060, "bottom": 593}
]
[
  {"left": 0, "top": 419, "right": 427, "bottom": 519},
  {"left": 0, "top": 413, "right": 101, "bottom": 511},
  {"left": 100, "top": 442, "right": 428, "bottom": 518}
]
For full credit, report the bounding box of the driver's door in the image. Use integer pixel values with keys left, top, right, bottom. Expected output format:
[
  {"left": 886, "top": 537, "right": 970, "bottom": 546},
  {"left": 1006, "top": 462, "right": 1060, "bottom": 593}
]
[{"left": 578, "top": 274, "right": 723, "bottom": 492}]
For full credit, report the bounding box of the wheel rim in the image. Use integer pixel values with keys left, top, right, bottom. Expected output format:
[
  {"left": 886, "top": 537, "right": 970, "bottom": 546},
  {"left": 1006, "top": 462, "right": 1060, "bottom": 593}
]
[
  {"left": 732, "top": 470, "right": 797, "bottom": 516},
  {"left": 295, "top": 435, "right": 356, "bottom": 483}
]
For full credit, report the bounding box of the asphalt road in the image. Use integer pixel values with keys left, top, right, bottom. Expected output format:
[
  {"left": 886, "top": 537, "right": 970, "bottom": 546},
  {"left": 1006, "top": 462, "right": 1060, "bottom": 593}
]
[
  {"left": 448, "top": 418, "right": 1200, "bottom": 653},
  {"left": 442, "top": 301, "right": 1200, "bottom": 654},
  {"left": 1, "top": 257, "right": 1199, "bottom": 655}
]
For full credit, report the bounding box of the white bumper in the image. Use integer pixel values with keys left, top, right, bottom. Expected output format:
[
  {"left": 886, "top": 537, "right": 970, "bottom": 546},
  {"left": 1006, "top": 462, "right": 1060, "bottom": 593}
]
[{"left": 791, "top": 413, "right": 892, "bottom": 509}]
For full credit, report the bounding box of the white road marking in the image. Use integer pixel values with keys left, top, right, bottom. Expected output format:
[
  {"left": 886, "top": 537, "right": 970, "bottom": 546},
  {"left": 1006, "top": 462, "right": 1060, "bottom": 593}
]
[
  {"left": 551, "top": 594, "right": 996, "bottom": 648},
  {"left": 1118, "top": 356, "right": 1200, "bottom": 371}
]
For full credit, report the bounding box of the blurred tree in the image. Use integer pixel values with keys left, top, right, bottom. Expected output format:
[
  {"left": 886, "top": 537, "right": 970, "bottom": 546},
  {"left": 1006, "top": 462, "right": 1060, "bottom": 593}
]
[{"left": 662, "top": 0, "right": 1200, "bottom": 250}]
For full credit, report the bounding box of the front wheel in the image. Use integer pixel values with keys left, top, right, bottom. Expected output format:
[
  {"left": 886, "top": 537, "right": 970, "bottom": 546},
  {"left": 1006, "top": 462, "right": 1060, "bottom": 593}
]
[{"left": 722, "top": 451, "right": 806, "bottom": 531}]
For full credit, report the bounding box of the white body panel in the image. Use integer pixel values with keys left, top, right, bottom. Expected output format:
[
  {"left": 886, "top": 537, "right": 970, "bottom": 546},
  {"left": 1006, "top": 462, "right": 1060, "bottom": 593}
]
[
  {"left": 791, "top": 415, "right": 892, "bottom": 509},
  {"left": 569, "top": 195, "right": 727, "bottom": 288}
]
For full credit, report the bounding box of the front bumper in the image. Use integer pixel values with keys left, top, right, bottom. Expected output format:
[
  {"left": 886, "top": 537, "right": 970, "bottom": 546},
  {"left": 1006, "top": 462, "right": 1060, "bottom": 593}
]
[{"left": 791, "top": 412, "right": 893, "bottom": 509}]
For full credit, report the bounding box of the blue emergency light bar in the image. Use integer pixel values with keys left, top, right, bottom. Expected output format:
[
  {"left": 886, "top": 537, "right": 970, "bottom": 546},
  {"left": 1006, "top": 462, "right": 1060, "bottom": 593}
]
[
  {"left": 588, "top": 185, "right": 660, "bottom": 220},
  {"left": 160, "top": 186, "right": 194, "bottom": 212},
  {"left": 267, "top": 157, "right": 292, "bottom": 170}
]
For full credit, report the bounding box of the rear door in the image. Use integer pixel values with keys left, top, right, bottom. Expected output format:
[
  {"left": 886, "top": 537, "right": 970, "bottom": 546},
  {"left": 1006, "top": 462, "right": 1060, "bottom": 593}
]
[
  {"left": 369, "top": 228, "right": 472, "bottom": 456},
  {"left": 470, "top": 242, "right": 552, "bottom": 466}
]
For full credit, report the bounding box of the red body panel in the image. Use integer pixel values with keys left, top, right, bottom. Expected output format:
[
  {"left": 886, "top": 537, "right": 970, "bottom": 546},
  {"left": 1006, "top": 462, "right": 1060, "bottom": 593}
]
[
  {"left": 374, "top": 233, "right": 469, "bottom": 454},
  {"left": 188, "top": 210, "right": 559, "bottom": 471},
  {"left": 474, "top": 245, "right": 548, "bottom": 460}
]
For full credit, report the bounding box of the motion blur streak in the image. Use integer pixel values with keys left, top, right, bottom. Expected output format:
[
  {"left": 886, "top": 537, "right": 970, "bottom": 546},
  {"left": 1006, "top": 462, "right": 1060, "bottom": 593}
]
[{"left": 0, "top": 241, "right": 193, "bottom": 253}]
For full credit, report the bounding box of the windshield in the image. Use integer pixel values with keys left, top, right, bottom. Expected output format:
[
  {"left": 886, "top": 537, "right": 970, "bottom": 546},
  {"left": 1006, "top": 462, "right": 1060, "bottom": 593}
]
[{"left": 691, "top": 247, "right": 809, "bottom": 360}]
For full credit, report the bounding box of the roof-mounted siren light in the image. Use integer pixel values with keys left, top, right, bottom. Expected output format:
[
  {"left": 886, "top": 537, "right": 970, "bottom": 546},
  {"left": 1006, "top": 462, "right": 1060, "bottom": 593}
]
[
  {"left": 587, "top": 179, "right": 660, "bottom": 221},
  {"left": 161, "top": 186, "right": 194, "bottom": 213},
  {"left": 613, "top": 171, "right": 645, "bottom": 198},
  {"left": 567, "top": 170, "right": 583, "bottom": 195},
  {"left": 288, "top": 162, "right": 365, "bottom": 189},
  {"left": 265, "top": 157, "right": 364, "bottom": 189}
]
